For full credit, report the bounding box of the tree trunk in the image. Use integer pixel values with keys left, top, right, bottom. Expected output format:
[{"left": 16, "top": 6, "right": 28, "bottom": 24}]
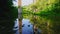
[{"left": 18, "top": 0, "right": 22, "bottom": 34}]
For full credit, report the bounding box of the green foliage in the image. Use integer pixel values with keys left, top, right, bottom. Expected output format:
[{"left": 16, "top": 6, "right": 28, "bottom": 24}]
[
  {"left": 39, "top": 0, "right": 60, "bottom": 34},
  {"left": 22, "top": 0, "right": 60, "bottom": 34}
]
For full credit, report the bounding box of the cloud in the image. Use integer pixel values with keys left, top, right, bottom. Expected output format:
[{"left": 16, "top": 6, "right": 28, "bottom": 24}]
[
  {"left": 13, "top": 0, "right": 33, "bottom": 6},
  {"left": 22, "top": 0, "right": 33, "bottom": 6}
]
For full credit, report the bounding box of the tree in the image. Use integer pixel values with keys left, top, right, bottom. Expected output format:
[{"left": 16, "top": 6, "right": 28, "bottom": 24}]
[
  {"left": 22, "top": 0, "right": 60, "bottom": 34},
  {"left": 39, "top": 0, "right": 60, "bottom": 34}
]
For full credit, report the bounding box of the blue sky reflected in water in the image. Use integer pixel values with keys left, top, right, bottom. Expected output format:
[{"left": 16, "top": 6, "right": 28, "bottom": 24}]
[{"left": 22, "top": 19, "right": 33, "bottom": 34}]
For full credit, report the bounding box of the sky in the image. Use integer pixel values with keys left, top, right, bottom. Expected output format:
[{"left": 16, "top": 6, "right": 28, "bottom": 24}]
[{"left": 13, "top": 0, "right": 33, "bottom": 6}]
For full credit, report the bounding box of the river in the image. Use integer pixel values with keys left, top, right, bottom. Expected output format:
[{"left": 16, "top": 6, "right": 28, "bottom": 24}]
[{"left": 22, "top": 19, "right": 33, "bottom": 34}]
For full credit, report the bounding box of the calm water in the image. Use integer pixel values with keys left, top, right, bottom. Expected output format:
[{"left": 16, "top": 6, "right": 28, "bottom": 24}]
[
  {"left": 14, "top": 18, "right": 41, "bottom": 34},
  {"left": 22, "top": 19, "right": 33, "bottom": 34}
]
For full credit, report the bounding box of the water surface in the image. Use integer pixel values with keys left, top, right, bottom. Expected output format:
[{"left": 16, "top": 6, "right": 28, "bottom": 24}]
[{"left": 22, "top": 19, "right": 33, "bottom": 34}]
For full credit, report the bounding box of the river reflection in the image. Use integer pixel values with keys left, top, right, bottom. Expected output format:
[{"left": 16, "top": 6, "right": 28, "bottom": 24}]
[
  {"left": 22, "top": 19, "right": 33, "bottom": 34},
  {"left": 22, "top": 14, "right": 41, "bottom": 34}
]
